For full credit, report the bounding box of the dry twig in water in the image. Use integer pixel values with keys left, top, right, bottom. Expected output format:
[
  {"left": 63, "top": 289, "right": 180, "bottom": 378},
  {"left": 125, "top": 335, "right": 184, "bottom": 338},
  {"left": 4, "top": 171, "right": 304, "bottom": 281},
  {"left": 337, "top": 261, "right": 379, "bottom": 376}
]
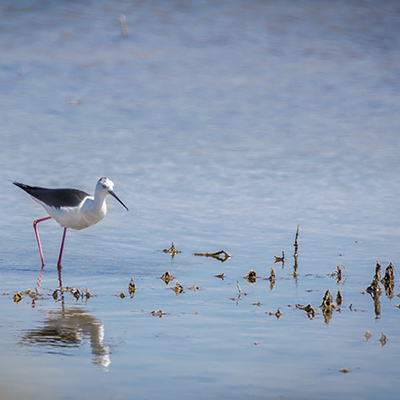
[
  {"left": 293, "top": 225, "right": 299, "bottom": 257},
  {"left": 274, "top": 251, "right": 285, "bottom": 267},
  {"left": 120, "top": 15, "right": 128, "bottom": 36},
  {"left": 163, "top": 242, "right": 181, "bottom": 258},
  {"left": 194, "top": 250, "right": 231, "bottom": 262}
]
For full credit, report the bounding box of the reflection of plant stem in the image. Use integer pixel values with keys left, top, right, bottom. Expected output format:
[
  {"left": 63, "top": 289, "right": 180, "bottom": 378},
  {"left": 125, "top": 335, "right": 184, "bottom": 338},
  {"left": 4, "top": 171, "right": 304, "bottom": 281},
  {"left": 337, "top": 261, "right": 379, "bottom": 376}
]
[{"left": 373, "top": 292, "right": 381, "bottom": 318}]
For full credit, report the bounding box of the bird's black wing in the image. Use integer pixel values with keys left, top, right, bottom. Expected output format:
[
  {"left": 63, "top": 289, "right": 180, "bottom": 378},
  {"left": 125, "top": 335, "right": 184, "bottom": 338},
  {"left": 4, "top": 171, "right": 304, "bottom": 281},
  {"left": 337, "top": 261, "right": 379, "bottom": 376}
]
[{"left": 13, "top": 182, "right": 90, "bottom": 208}]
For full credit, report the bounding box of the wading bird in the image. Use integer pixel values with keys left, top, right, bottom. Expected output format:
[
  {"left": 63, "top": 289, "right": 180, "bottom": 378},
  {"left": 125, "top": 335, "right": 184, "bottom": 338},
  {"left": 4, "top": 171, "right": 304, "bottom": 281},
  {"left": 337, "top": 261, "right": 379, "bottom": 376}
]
[{"left": 13, "top": 177, "right": 128, "bottom": 268}]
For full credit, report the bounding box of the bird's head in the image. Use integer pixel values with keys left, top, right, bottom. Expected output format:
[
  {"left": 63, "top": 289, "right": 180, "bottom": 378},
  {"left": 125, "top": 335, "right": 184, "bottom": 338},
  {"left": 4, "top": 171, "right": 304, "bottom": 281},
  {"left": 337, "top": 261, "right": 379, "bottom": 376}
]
[{"left": 97, "top": 177, "right": 128, "bottom": 211}]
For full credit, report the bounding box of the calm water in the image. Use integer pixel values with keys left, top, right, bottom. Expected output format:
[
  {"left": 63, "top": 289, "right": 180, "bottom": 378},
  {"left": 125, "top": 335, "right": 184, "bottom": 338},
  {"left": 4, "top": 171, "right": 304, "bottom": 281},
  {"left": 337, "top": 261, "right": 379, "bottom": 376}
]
[{"left": 1, "top": 1, "right": 400, "bottom": 399}]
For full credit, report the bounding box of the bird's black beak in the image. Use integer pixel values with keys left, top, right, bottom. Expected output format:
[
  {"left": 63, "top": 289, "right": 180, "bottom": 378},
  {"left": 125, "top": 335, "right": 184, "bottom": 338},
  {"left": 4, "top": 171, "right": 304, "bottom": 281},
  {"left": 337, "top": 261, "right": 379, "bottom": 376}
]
[{"left": 109, "top": 190, "right": 129, "bottom": 211}]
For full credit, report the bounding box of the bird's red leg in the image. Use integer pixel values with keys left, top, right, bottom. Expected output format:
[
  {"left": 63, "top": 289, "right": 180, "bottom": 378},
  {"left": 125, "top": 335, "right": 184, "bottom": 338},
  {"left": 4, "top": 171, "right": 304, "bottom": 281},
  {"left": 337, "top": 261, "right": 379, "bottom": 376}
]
[
  {"left": 33, "top": 216, "right": 52, "bottom": 267},
  {"left": 57, "top": 228, "right": 67, "bottom": 270}
]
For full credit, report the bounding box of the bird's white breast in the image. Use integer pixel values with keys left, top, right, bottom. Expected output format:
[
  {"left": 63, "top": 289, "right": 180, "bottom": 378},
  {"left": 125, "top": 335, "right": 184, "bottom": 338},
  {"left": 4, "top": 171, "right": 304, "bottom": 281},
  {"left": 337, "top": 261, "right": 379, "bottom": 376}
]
[{"left": 34, "top": 196, "right": 107, "bottom": 230}]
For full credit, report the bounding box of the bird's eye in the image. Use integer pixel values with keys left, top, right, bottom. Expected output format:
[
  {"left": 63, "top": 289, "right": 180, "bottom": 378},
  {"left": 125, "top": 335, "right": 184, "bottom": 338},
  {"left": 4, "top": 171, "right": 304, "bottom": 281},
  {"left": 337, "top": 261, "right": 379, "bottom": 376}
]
[{"left": 102, "top": 184, "right": 107, "bottom": 189}]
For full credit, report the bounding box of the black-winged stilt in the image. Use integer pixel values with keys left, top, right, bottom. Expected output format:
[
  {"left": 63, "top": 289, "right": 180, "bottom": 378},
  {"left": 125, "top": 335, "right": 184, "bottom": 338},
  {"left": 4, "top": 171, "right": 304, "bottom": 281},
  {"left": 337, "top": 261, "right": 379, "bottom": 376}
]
[{"left": 13, "top": 177, "right": 128, "bottom": 269}]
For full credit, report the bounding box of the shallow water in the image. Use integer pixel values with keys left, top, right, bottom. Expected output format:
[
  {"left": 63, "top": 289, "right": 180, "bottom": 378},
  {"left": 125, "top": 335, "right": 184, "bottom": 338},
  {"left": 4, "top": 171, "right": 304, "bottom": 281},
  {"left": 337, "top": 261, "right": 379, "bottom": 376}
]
[{"left": 1, "top": 1, "right": 400, "bottom": 399}]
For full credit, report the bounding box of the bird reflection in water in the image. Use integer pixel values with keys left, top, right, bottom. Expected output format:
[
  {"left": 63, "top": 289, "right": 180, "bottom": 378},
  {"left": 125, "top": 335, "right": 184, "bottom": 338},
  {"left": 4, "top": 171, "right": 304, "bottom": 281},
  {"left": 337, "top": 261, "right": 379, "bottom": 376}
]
[
  {"left": 20, "top": 307, "right": 111, "bottom": 368},
  {"left": 22, "top": 261, "right": 110, "bottom": 366}
]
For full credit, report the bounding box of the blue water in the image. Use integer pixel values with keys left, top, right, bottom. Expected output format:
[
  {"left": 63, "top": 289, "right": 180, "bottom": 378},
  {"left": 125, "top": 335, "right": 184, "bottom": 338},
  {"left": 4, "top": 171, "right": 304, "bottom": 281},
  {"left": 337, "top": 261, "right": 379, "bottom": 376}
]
[{"left": 0, "top": 1, "right": 400, "bottom": 399}]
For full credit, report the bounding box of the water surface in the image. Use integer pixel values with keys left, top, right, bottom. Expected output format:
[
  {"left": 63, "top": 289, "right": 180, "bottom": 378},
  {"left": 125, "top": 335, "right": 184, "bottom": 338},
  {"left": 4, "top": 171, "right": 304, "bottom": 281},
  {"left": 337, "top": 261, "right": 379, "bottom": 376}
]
[{"left": 0, "top": 1, "right": 399, "bottom": 399}]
